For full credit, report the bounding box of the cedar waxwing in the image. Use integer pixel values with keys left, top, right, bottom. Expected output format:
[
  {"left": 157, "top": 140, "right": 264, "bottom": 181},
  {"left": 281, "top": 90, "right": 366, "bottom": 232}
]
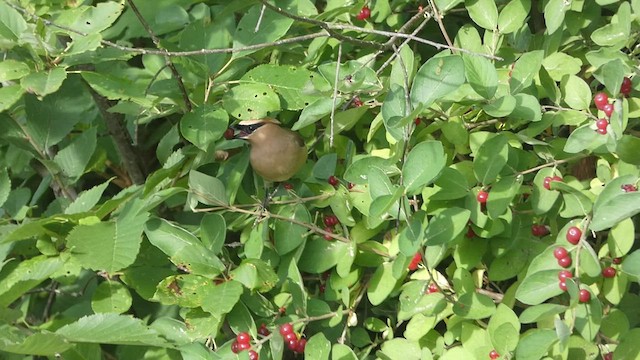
[{"left": 232, "top": 118, "right": 307, "bottom": 182}]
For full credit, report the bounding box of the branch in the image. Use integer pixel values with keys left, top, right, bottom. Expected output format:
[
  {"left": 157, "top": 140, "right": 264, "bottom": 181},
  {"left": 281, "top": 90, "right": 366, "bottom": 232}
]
[
  {"left": 84, "top": 81, "right": 146, "bottom": 185},
  {"left": 125, "top": 0, "right": 191, "bottom": 111}
]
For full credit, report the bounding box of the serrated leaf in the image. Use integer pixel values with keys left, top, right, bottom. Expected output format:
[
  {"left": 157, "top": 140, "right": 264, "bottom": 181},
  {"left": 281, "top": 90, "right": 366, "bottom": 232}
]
[
  {"left": 56, "top": 313, "right": 167, "bottom": 346},
  {"left": 65, "top": 179, "right": 112, "bottom": 214}
]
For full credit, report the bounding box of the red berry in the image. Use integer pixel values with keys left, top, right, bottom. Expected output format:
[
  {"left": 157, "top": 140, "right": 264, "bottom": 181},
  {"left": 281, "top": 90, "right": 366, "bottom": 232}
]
[
  {"left": 594, "top": 92, "right": 609, "bottom": 110},
  {"left": 621, "top": 184, "right": 638, "bottom": 192},
  {"left": 328, "top": 175, "right": 339, "bottom": 187},
  {"left": 249, "top": 350, "right": 259, "bottom": 360},
  {"left": 414, "top": 117, "right": 421, "bottom": 125},
  {"left": 578, "top": 289, "right": 591, "bottom": 303},
  {"left": 603, "top": 352, "right": 613, "bottom": 360},
  {"left": 319, "top": 283, "right": 326, "bottom": 293},
  {"left": 258, "top": 324, "right": 270, "bottom": 336},
  {"left": 283, "top": 183, "right": 293, "bottom": 190},
  {"left": 596, "top": 128, "right": 607, "bottom": 135},
  {"left": 427, "top": 283, "right": 439, "bottom": 293},
  {"left": 279, "top": 323, "right": 293, "bottom": 336},
  {"left": 356, "top": 6, "right": 371, "bottom": 20},
  {"left": 531, "top": 224, "right": 549, "bottom": 237},
  {"left": 558, "top": 270, "right": 573, "bottom": 280},
  {"left": 554, "top": 247, "right": 569, "bottom": 260},
  {"left": 602, "top": 266, "right": 617, "bottom": 278},
  {"left": 236, "top": 332, "right": 251, "bottom": 345},
  {"left": 489, "top": 349, "right": 500, "bottom": 359},
  {"left": 348, "top": 182, "right": 355, "bottom": 189},
  {"left": 466, "top": 226, "right": 476, "bottom": 238},
  {"left": 352, "top": 96, "right": 363, "bottom": 107},
  {"left": 295, "top": 338, "right": 307, "bottom": 353},
  {"left": 612, "top": 257, "right": 623, "bottom": 264},
  {"left": 323, "top": 226, "right": 334, "bottom": 241},
  {"left": 284, "top": 332, "right": 297, "bottom": 342},
  {"left": 236, "top": 342, "right": 251, "bottom": 352},
  {"left": 224, "top": 128, "right": 234, "bottom": 140},
  {"left": 621, "top": 77, "right": 632, "bottom": 96},
  {"left": 559, "top": 280, "right": 567, "bottom": 291},
  {"left": 596, "top": 118, "right": 608, "bottom": 130},
  {"left": 408, "top": 252, "right": 421, "bottom": 270},
  {"left": 476, "top": 190, "right": 489, "bottom": 204},
  {"left": 566, "top": 226, "right": 582, "bottom": 245},
  {"left": 324, "top": 215, "right": 339, "bottom": 227},
  {"left": 287, "top": 338, "right": 299, "bottom": 350},
  {"left": 231, "top": 341, "right": 239, "bottom": 353},
  {"left": 558, "top": 256, "right": 572, "bottom": 268},
  {"left": 543, "top": 176, "right": 562, "bottom": 190},
  {"left": 602, "top": 103, "right": 614, "bottom": 118}
]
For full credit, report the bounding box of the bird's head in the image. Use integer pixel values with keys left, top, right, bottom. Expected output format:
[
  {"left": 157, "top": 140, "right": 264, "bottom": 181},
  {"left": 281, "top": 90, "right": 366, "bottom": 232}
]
[{"left": 230, "top": 118, "right": 281, "bottom": 140}]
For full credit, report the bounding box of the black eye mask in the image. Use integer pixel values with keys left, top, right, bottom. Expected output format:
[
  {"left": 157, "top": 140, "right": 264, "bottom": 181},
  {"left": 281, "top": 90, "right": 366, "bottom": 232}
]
[{"left": 232, "top": 122, "right": 266, "bottom": 136}]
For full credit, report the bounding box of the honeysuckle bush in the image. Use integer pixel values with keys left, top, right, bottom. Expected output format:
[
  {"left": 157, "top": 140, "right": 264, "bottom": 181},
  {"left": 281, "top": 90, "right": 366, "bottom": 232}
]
[{"left": 0, "top": 0, "right": 639, "bottom": 359}]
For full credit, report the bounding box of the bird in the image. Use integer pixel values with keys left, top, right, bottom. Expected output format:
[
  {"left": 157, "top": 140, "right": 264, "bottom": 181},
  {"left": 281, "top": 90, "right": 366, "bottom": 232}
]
[{"left": 231, "top": 118, "right": 307, "bottom": 183}]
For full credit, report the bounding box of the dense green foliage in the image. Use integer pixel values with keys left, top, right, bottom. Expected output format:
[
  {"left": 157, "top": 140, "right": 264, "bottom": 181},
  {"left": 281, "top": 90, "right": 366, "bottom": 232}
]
[{"left": 0, "top": 0, "right": 639, "bottom": 359}]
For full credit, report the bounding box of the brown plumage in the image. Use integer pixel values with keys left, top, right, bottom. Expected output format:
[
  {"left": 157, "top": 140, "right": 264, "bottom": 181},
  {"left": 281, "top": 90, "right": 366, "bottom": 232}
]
[{"left": 233, "top": 118, "right": 307, "bottom": 182}]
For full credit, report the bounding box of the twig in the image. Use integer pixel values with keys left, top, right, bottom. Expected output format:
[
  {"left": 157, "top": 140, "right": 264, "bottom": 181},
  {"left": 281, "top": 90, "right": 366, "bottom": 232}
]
[
  {"left": 255, "top": 4, "right": 267, "bottom": 32},
  {"left": 85, "top": 81, "right": 146, "bottom": 184},
  {"left": 330, "top": 43, "right": 342, "bottom": 147},
  {"left": 428, "top": 0, "right": 454, "bottom": 51},
  {"left": 517, "top": 155, "right": 586, "bottom": 176},
  {"left": 125, "top": 0, "right": 192, "bottom": 111}
]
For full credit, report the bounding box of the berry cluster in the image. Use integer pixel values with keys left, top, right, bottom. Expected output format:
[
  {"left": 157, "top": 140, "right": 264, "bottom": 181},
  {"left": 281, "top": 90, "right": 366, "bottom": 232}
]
[
  {"left": 322, "top": 214, "right": 340, "bottom": 240},
  {"left": 543, "top": 175, "right": 562, "bottom": 190},
  {"left": 231, "top": 332, "right": 259, "bottom": 360},
  {"left": 621, "top": 183, "right": 638, "bottom": 192},
  {"left": 356, "top": 6, "right": 371, "bottom": 20},
  {"left": 408, "top": 252, "right": 422, "bottom": 271},
  {"left": 592, "top": 77, "right": 632, "bottom": 135},
  {"left": 279, "top": 323, "right": 306, "bottom": 354}
]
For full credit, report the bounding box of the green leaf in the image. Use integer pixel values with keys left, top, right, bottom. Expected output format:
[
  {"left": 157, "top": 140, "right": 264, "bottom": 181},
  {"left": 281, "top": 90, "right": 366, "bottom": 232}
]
[
  {"left": 56, "top": 313, "right": 168, "bottom": 346},
  {"left": 229, "top": 259, "right": 278, "bottom": 292},
  {"left": 0, "top": 331, "right": 72, "bottom": 356},
  {"left": 560, "top": 75, "right": 591, "bottom": 110},
  {"left": 465, "top": 0, "right": 498, "bottom": 30},
  {"left": 0, "top": 84, "right": 24, "bottom": 112},
  {"left": 0, "top": 60, "right": 30, "bottom": 81},
  {"left": 542, "top": 52, "right": 582, "bottom": 81},
  {"left": 188, "top": 170, "right": 228, "bottom": 206},
  {"left": 453, "top": 292, "right": 496, "bottom": 319},
  {"left": 515, "top": 329, "right": 558, "bottom": 360},
  {"left": 616, "top": 135, "right": 640, "bottom": 165},
  {"left": 232, "top": 5, "right": 294, "bottom": 58},
  {"left": 24, "top": 76, "right": 95, "bottom": 148},
  {"left": 591, "top": 2, "right": 631, "bottom": 48},
  {"left": 54, "top": 127, "right": 97, "bottom": 180},
  {"left": 593, "top": 59, "right": 626, "bottom": 97},
  {"left": 515, "top": 269, "right": 564, "bottom": 305},
  {"left": 399, "top": 282, "right": 447, "bottom": 320},
  {"left": 0, "top": 2, "right": 28, "bottom": 42},
  {"left": 293, "top": 97, "right": 337, "bottom": 130},
  {"left": 305, "top": 333, "right": 331, "bottom": 360},
  {"left": 367, "top": 262, "right": 398, "bottom": 306},
  {"left": 200, "top": 281, "right": 243, "bottom": 316},
  {"left": 0, "top": 256, "right": 64, "bottom": 307},
  {"left": 274, "top": 203, "right": 310, "bottom": 255},
  {"left": 81, "top": 71, "right": 146, "bottom": 101},
  {"left": 621, "top": 250, "right": 640, "bottom": 281},
  {"left": 298, "top": 238, "right": 350, "bottom": 273},
  {"left": 332, "top": 343, "right": 358, "bottom": 360},
  {"left": 317, "top": 60, "right": 383, "bottom": 94},
  {"left": 591, "top": 175, "right": 640, "bottom": 231},
  {"left": 509, "top": 50, "right": 544, "bottom": 94},
  {"left": 563, "top": 123, "right": 610, "bottom": 153},
  {"left": 425, "top": 207, "right": 470, "bottom": 245},
  {"left": 200, "top": 213, "right": 226, "bottom": 254},
  {"left": 463, "top": 54, "right": 498, "bottom": 99},
  {"left": 403, "top": 141, "right": 446, "bottom": 195},
  {"left": 498, "top": 0, "right": 531, "bottom": 34},
  {"left": 222, "top": 83, "right": 280, "bottom": 120},
  {"left": 65, "top": 179, "right": 112, "bottom": 214},
  {"left": 410, "top": 55, "right": 465, "bottom": 109},
  {"left": 473, "top": 133, "right": 509, "bottom": 184},
  {"left": 544, "top": 0, "right": 569, "bottom": 34},
  {"left": 241, "top": 65, "right": 323, "bottom": 110},
  {"left": 0, "top": 168, "right": 11, "bottom": 209},
  {"left": 380, "top": 338, "right": 422, "bottom": 360},
  {"left": 488, "top": 304, "right": 520, "bottom": 353},
  {"left": 519, "top": 304, "right": 568, "bottom": 324},
  {"left": 91, "top": 280, "right": 132, "bottom": 314},
  {"left": 67, "top": 211, "right": 149, "bottom": 273},
  {"left": 180, "top": 105, "right": 228, "bottom": 151},
  {"left": 486, "top": 175, "right": 522, "bottom": 219},
  {"left": 482, "top": 95, "right": 516, "bottom": 117}
]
